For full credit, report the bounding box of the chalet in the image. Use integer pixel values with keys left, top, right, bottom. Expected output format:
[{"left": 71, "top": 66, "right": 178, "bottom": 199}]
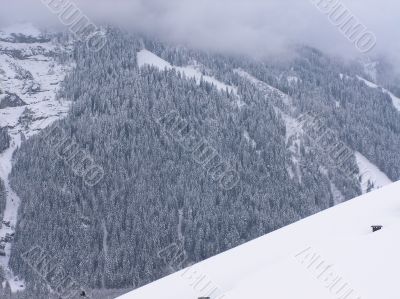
[{"left": 371, "top": 225, "right": 383, "bottom": 232}]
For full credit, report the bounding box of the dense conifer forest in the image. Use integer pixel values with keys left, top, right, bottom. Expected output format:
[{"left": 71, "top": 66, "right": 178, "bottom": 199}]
[{"left": 4, "top": 29, "right": 400, "bottom": 297}]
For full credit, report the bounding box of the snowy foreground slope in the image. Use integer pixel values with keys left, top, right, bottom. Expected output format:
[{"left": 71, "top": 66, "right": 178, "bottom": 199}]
[{"left": 119, "top": 181, "right": 400, "bottom": 299}]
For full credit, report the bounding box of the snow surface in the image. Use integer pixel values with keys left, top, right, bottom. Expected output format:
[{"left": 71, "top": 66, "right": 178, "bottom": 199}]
[
  {"left": 357, "top": 75, "right": 379, "bottom": 88},
  {"left": 357, "top": 76, "right": 400, "bottom": 112},
  {"left": 0, "top": 24, "right": 73, "bottom": 292},
  {"left": 118, "top": 181, "right": 400, "bottom": 299},
  {"left": 137, "top": 49, "right": 237, "bottom": 95},
  {"left": 355, "top": 152, "right": 393, "bottom": 193}
]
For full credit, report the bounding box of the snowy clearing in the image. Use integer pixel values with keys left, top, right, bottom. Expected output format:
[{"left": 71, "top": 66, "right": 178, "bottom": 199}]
[
  {"left": 137, "top": 49, "right": 237, "bottom": 95},
  {"left": 234, "top": 68, "right": 291, "bottom": 106},
  {"left": 355, "top": 152, "right": 393, "bottom": 193},
  {"left": 357, "top": 76, "right": 400, "bottom": 112}
]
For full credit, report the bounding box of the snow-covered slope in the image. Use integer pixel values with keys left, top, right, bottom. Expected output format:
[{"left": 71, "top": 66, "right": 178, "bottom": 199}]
[
  {"left": 234, "top": 68, "right": 291, "bottom": 106},
  {"left": 118, "top": 181, "right": 400, "bottom": 299},
  {"left": 0, "top": 23, "right": 73, "bottom": 292},
  {"left": 137, "top": 49, "right": 237, "bottom": 95},
  {"left": 355, "top": 152, "right": 393, "bottom": 193},
  {"left": 356, "top": 76, "right": 400, "bottom": 112}
]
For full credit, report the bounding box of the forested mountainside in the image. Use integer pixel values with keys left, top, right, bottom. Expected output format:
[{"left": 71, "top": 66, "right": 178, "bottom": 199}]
[
  {"left": 0, "top": 128, "right": 10, "bottom": 153},
  {"left": 372, "top": 58, "right": 400, "bottom": 99},
  {"left": 4, "top": 28, "right": 400, "bottom": 297},
  {"left": 0, "top": 23, "right": 75, "bottom": 294},
  {"left": 0, "top": 129, "right": 9, "bottom": 220},
  {"left": 146, "top": 42, "right": 400, "bottom": 181},
  {"left": 0, "top": 179, "right": 5, "bottom": 220}
]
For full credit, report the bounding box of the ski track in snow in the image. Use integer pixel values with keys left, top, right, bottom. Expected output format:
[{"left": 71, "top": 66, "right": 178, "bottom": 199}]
[{"left": 0, "top": 24, "right": 73, "bottom": 292}]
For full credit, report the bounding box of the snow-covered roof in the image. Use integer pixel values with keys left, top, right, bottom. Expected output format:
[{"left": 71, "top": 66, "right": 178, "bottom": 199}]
[{"left": 118, "top": 181, "right": 400, "bottom": 299}]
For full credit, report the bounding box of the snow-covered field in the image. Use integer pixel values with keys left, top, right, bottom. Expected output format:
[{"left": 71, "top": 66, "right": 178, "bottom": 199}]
[
  {"left": 118, "top": 180, "right": 400, "bottom": 299},
  {"left": 0, "top": 24, "right": 73, "bottom": 291}
]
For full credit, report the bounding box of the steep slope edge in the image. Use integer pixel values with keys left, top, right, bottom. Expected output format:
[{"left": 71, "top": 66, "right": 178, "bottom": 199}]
[{"left": 119, "top": 181, "right": 400, "bottom": 299}]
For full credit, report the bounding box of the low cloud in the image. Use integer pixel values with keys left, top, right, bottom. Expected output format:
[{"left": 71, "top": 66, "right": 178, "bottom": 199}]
[{"left": 1, "top": 0, "right": 399, "bottom": 65}]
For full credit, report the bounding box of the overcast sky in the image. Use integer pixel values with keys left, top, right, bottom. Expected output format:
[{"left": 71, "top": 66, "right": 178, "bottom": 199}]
[{"left": 1, "top": 0, "right": 399, "bottom": 64}]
